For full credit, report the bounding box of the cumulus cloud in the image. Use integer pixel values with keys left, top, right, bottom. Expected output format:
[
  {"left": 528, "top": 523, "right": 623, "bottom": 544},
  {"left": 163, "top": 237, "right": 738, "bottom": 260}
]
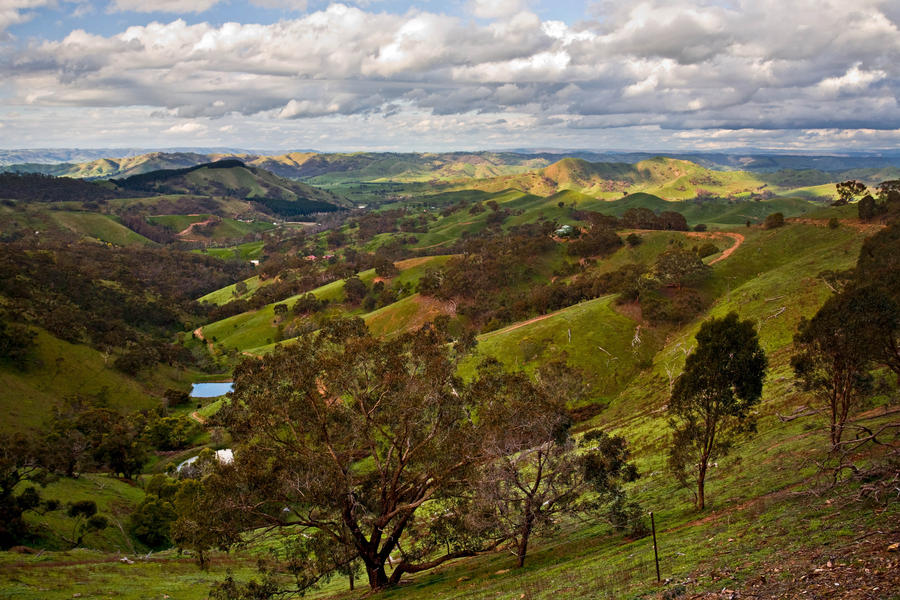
[
  {"left": 2, "top": 0, "right": 899, "bottom": 149},
  {"left": 165, "top": 121, "right": 206, "bottom": 133},
  {"left": 1, "top": 0, "right": 54, "bottom": 34}
]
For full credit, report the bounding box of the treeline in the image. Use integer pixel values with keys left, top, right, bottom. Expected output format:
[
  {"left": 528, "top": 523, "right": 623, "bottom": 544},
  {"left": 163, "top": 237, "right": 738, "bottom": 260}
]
[
  {"left": 119, "top": 213, "right": 177, "bottom": 244},
  {"left": 252, "top": 197, "right": 341, "bottom": 219},
  {"left": 0, "top": 173, "right": 125, "bottom": 203},
  {"left": 207, "top": 245, "right": 410, "bottom": 322}
]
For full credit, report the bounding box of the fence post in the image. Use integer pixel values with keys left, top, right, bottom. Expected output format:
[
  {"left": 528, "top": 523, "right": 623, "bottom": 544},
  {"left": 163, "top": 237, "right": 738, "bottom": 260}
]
[{"left": 650, "top": 511, "right": 660, "bottom": 583}]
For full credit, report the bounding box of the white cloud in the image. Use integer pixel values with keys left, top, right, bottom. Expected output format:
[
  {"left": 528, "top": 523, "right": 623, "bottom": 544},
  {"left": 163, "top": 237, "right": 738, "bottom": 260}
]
[
  {"left": 1, "top": 0, "right": 899, "bottom": 149},
  {"left": 108, "top": 0, "right": 222, "bottom": 14},
  {"left": 165, "top": 122, "right": 206, "bottom": 133},
  {"left": 0, "top": 0, "right": 54, "bottom": 33}
]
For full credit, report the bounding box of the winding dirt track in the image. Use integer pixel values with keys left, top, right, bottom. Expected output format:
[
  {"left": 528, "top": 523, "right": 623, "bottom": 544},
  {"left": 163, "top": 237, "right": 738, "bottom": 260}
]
[
  {"left": 685, "top": 231, "right": 745, "bottom": 264},
  {"left": 177, "top": 215, "right": 217, "bottom": 237}
]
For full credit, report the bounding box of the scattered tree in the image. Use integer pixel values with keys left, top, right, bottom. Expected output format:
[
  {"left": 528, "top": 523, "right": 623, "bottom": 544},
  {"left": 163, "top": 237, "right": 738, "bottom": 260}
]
[
  {"left": 472, "top": 364, "right": 641, "bottom": 567},
  {"left": 668, "top": 313, "right": 767, "bottom": 510},
  {"left": 791, "top": 287, "right": 891, "bottom": 448},
  {"left": 835, "top": 180, "right": 867, "bottom": 205},
  {"left": 653, "top": 248, "right": 710, "bottom": 288}
]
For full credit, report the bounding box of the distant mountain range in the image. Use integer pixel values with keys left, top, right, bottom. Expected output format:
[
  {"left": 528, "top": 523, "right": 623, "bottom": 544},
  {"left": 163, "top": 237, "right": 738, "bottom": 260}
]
[{"left": 4, "top": 149, "right": 900, "bottom": 181}]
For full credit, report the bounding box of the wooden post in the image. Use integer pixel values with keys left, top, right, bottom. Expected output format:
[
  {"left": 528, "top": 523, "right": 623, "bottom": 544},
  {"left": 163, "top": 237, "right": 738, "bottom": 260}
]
[{"left": 650, "top": 511, "right": 660, "bottom": 583}]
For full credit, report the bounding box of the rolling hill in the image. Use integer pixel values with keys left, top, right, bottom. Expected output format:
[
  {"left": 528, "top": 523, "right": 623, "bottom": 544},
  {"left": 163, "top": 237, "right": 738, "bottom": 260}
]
[{"left": 112, "top": 159, "right": 349, "bottom": 216}]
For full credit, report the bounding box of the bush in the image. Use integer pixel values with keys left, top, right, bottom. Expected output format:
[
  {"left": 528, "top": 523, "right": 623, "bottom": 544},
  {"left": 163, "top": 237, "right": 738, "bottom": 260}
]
[
  {"left": 764, "top": 212, "right": 785, "bottom": 229},
  {"left": 0, "top": 319, "right": 37, "bottom": 370},
  {"left": 828, "top": 217, "right": 840, "bottom": 229},
  {"left": 625, "top": 233, "right": 642, "bottom": 247},
  {"left": 695, "top": 242, "right": 719, "bottom": 259},
  {"left": 693, "top": 223, "right": 707, "bottom": 232}
]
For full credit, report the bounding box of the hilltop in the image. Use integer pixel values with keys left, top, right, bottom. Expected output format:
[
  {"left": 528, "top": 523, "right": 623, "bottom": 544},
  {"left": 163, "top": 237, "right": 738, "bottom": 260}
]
[{"left": 112, "top": 159, "right": 349, "bottom": 215}]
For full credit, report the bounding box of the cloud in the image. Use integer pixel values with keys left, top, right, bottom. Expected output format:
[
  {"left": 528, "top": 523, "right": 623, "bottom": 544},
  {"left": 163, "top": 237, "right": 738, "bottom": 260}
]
[
  {"left": 108, "top": 0, "right": 222, "bottom": 13},
  {"left": 469, "top": 0, "right": 525, "bottom": 20},
  {"left": 165, "top": 121, "right": 206, "bottom": 133},
  {"left": 0, "top": 0, "right": 54, "bottom": 34},
  {"left": 2, "top": 0, "right": 899, "bottom": 150}
]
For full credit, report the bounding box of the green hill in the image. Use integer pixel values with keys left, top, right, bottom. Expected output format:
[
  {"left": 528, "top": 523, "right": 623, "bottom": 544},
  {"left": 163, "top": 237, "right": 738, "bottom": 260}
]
[
  {"left": 113, "top": 160, "right": 350, "bottom": 217},
  {"left": 199, "top": 255, "right": 454, "bottom": 354},
  {"left": 50, "top": 212, "right": 156, "bottom": 246},
  {"left": 454, "top": 156, "right": 837, "bottom": 202},
  {"left": 0, "top": 327, "right": 163, "bottom": 431}
]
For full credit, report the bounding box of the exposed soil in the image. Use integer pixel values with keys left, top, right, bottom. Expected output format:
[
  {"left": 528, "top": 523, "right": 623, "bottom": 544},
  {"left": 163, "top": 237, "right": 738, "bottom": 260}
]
[
  {"left": 685, "top": 231, "right": 745, "bottom": 264},
  {"left": 193, "top": 326, "right": 214, "bottom": 353},
  {"left": 682, "top": 530, "right": 900, "bottom": 600},
  {"left": 177, "top": 215, "right": 218, "bottom": 238}
]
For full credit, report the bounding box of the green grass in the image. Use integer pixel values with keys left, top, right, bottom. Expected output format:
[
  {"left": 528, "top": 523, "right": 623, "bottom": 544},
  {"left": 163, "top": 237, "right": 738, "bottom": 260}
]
[
  {"left": 198, "top": 240, "right": 266, "bottom": 262},
  {"left": 460, "top": 295, "right": 658, "bottom": 400},
  {"left": 207, "top": 218, "right": 275, "bottom": 240},
  {"left": 1, "top": 206, "right": 892, "bottom": 599},
  {"left": 197, "top": 274, "right": 265, "bottom": 305},
  {"left": 0, "top": 548, "right": 260, "bottom": 600},
  {"left": 50, "top": 212, "right": 156, "bottom": 246},
  {"left": 200, "top": 256, "right": 453, "bottom": 353},
  {"left": 0, "top": 328, "right": 159, "bottom": 431},
  {"left": 21, "top": 474, "right": 146, "bottom": 553}
]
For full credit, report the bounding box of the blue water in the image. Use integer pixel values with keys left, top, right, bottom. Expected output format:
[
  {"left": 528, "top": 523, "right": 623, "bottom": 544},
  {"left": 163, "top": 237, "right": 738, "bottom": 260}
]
[{"left": 190, "top": 382, "right": 234, "bottom": 398}]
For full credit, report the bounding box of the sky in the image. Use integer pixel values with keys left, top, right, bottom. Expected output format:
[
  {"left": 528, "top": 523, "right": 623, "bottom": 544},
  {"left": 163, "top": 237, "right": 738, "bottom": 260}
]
[{"left": 0, "top": 0, "right": 899, "bottom": 153}]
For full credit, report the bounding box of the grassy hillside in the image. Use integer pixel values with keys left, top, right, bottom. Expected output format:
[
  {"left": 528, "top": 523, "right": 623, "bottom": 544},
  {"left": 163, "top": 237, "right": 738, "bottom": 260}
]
[
  {"left": 460, "top": 295, "right": 658, "bottom": 400},
  {"left": 198, "top": 241, "right": 266, "bottom": 262},
  {"left": 0, "top": 327, "right": 161, "bottom": 431},
  {"left": 3, "top": 221, "right": 893, "bottom": 600},
  {"left": 49, "top": 212, "right": 156, "bottom": 246},
  {"left": 199, "top": 256, "right": 454, "bottom": 354},
  {"left": 113, "top": 161, "right": 350, "bottom": 215},
  {"left": 449, "top": 156, "right": 862, "bottom": 204}
]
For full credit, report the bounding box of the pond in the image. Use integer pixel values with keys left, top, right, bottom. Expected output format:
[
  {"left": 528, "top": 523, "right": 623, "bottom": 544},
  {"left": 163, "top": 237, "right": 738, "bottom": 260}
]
[{"left": 190, "top": 382, "right": 234, "bottom": 398}]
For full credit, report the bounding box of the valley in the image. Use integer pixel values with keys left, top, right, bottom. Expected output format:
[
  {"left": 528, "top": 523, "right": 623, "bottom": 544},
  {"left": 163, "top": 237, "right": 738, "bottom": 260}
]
[{"left": 0, "top": 150, "right": 898, "bottom": 600}]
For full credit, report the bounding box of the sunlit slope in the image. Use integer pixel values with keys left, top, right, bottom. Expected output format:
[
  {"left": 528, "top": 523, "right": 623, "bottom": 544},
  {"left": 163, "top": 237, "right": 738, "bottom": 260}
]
[
  {"left": 198, "top": 256, "right": 454, "bottom": 352},
  {"left": 451, "top": 156, "right": 866, "bottom": 203},
  {"left": 454, "top": 157, "right": 766, "bottom": 199},
  {"left": 605, "top": 222, "right": 866, "bottom": 439},
  {"left": 459, "top": 295, "right": 658, "bottom": 402},
  {"left": 49, "top": 212, "right": 156, "bottom": 246}
]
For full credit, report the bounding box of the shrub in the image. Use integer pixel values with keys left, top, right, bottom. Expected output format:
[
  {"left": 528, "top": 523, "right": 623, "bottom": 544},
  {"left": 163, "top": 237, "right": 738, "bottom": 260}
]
[
  {"left": 764, "top": 212, "right": 785, "bottom": 229},
  {"left": 695, "top": 242, "right": 719, "bottom": 259}
]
